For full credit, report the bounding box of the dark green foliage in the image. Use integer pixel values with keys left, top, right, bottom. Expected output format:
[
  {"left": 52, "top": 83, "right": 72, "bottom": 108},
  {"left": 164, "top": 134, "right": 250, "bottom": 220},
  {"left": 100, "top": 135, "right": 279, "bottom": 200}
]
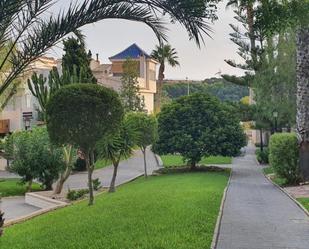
[
  {"left": 120, "top": 59, "right": 145, "bottom": 112},
  {"left": 46, "top": 84, "right": 123, "bottom": 150},
  {"left": 6, "top": 128, "right": 64, "bottom": 190},
  {"left": 74, "top": 158, "right": 87, "bottom": 172},
  {"left": 269, "top": 133, "right": 300, "bottom": 185},
  {"left": 67, "top": 189, "right": 89, "bottom": 201},
  {"left": 256, "top": 148, "right": 269, "bottom": 164},
  {"left": 46, "top": 83, "right": 123, "bottom": 204},
  {"left": 62, "top": 36, "right": 97, "bottom": 84},
  {"left": 164, "top": 80, "right": 249, "bottom": 102},
  {"left": 153, "top": 93, "right": 246, "bottom": 168},
  {"left": 92, "top": 178, "right": 101, "bottom": 191}
]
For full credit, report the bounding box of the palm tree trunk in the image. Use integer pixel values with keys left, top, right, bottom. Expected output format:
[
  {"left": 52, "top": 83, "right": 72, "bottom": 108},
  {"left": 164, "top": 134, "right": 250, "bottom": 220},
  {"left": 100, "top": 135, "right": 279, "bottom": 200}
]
[
  {"left": 109, "top": 161, "right": 119, "bottom": 193},
  {"left": 296, "top": 27, "right": 309, "bottom": 181},
  {"left": 154, "top": 64, "right": 165, "bottom": 112},
  {"left": 54, "top": 167, "right": 72, "bottom": 194},
  {"left": 26, "top": 179, "right": 33, "bottom": 192}
]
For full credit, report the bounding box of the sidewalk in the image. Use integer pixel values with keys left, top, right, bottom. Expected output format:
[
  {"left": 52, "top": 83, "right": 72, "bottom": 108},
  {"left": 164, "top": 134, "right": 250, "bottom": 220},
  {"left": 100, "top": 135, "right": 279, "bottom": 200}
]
[{"left": 216, "top": 145, "right": 309, "bottom": 249}]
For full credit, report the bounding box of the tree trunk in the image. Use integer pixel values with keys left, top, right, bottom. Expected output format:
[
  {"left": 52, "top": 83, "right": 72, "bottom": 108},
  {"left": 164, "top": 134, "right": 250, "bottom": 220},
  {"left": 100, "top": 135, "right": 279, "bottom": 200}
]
[
  {"left": 26, "top": 179, "right": 33, "bottom": 192},
  {"left": 296, "top": 27, "right": 309, "bottom": 181},
  {"left": 246, "top": 4, "right": 257, "bottom": 69},
  {"left": 190, "top": 162, "right": 197, "bottom": 171},
  {"left": 54, "top": 167, "right": 72, "bottom": 194},
  {"left": 54, "top": 145, "right": 74, "bottom": 194},
  {"left": 86, "top": 149, "right": 95, "bottom": 205},
  {"left": 142, "top": 148, "right": 148, "bottom": 178},
  {"left": 109, "top": 161, "right": 119, "bottom": 193},
  {"left": 154, "top": 63, "right": 165, "bottom": 113},
  {"left": 260, "top": 129, "right": 264, "bottom": 152}
]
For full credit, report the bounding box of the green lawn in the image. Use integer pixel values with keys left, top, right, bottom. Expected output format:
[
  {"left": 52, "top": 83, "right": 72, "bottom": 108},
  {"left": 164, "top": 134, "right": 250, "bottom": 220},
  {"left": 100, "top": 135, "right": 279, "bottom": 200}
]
[
  {"left": 0, "top": 172, "right": 229, "bottom": 249},
  {"left": 161, "top": 154, "right": 232, "bottom": 167},
  {"left": 0, "top": 179, "right": 42, "bottom": 197},
  {"left": 298, "top": 198, "right": 309, "bottom": 212},
  {"left": 262, "top": 166, "right": 287, "bottom": 186}
]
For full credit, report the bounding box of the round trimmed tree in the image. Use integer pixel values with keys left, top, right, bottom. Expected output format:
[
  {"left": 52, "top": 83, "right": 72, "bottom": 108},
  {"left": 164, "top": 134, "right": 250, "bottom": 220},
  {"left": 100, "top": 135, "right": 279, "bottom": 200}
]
[
  {"left": 46, "top": 84, "right": 123, "bottom": 205},
  {"left": 153, "top": 93, "right": 246, "bottom": 169}
]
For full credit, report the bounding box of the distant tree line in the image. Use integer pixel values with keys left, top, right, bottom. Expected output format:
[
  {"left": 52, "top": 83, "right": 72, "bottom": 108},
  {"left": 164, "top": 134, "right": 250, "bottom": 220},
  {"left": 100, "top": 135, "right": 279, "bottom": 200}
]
[{"left": 163, "top": 79, "right": 249, "bottom": 102}]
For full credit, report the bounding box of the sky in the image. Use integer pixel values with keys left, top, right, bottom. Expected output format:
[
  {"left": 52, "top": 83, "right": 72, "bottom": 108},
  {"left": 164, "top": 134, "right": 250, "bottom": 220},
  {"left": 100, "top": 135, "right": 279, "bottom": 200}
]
[{"left": 49, "top": 0, "right": 245, "bottom": 81}]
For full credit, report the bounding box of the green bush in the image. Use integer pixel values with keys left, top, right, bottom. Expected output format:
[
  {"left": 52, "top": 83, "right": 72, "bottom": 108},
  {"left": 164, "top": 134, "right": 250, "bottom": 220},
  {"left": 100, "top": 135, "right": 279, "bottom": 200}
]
[
  {"left": 67, "top": 189, "right": 89, "bottom": 201},
  {"left": 74, "top": 158, "right": 86, "bottom": 172},
  {"left": 92, "top": 178, "right": 101, "bottom": 191},
  {"left": 269, "top": 133, "right": 300, "bottom": 185},
  {"left": 256, "top": 148, "right": 269, "bottom": 164}
]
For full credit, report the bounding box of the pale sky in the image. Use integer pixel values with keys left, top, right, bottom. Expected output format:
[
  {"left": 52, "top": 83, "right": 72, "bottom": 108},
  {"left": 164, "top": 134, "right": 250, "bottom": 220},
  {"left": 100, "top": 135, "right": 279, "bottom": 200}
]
[{"left": 49, "top": 0, "right": 244, "bottom": 80}]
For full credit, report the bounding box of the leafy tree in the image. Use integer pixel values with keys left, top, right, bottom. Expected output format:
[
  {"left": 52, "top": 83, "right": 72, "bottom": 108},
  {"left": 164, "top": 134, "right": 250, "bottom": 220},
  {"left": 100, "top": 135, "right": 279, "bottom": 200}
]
[
  {"left": 6, "top": 127, "right": 65, "bottom": 190},
  {"left": 96, "top": 117, "right": 137, "bottom": 192},
  {"left": 0, "top": 211, "right": 4, "bottom": 236},
  {"left": 120, "top": 59, "right": 145, "bottom": 112},
  {"left": 126, "top": 112, "right": 158, "bottom": 178},
  {"left": 62, "top": 36, "right": 97, "bottom": 84},
  {"left": 46, "top": 84, "right": 123, "bottom": 205},
  {"left": 0, "top": 0, "right": 220, "bottom": 98},
  {"left": 153, "top": 93, "right": 246, "bottom": 169},
  {"left": 151, "top": 44, "right": 180, "bottom": 111}
]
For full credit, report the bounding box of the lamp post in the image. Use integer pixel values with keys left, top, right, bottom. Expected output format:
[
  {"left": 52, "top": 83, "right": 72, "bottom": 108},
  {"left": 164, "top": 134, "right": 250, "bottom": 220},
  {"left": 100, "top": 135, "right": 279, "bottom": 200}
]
[{"left": 273, "top": 111, "right": 278, "bottom": 133}]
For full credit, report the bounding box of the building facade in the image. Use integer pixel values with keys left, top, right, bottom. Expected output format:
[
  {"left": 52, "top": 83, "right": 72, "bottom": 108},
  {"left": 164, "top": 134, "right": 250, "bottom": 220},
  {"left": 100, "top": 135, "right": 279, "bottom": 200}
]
[{"left": 0, "top": 44, "right": 157, "bottom": 134}]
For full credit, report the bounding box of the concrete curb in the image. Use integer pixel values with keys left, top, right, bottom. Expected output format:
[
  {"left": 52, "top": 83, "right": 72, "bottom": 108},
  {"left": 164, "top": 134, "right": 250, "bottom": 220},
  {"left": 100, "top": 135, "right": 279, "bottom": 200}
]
[
  {"left": 211, "top": 169, "right": 233, "bottom": 249},
  {"left": 4, "top": 201, "right": 69, "bottom": 227},
  {"left": 263, "top": 172, "right": 309, "bottom": 217}
]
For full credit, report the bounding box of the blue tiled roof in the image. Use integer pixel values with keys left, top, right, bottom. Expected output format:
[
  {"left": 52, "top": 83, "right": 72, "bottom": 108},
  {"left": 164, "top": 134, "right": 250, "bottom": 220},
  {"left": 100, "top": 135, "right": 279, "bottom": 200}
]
[{"left": 109, "top": 43, "right": 151, "bottom": 60}]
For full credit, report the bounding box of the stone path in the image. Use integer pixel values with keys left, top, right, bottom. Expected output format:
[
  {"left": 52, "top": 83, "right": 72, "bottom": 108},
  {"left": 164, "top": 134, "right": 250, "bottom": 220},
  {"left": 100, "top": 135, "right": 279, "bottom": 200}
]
[
  {"left": 63, "top": 149, "right": 159, "bottom": 190},
  {"left": 216, "top": 145, "right": 309, "bottom": 249}
]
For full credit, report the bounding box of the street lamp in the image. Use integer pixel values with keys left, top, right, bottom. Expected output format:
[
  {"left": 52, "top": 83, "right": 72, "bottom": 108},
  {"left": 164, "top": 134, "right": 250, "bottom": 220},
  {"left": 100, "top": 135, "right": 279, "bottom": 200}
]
[{"left": 273, "top": 111, "right": 278, "bottom": 133}]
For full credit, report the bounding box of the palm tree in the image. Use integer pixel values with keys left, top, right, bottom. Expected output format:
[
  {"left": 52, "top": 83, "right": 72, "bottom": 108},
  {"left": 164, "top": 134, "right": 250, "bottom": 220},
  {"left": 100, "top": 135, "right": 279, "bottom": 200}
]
[
  {"left": 0, "top": 0, "right": 219, "bottom": 98},
  {"left": 96, "top": 119, "right": 137, "bottom": 193},
  {"left": 151, "top": 44, "right": 180, "bottom": 112}
]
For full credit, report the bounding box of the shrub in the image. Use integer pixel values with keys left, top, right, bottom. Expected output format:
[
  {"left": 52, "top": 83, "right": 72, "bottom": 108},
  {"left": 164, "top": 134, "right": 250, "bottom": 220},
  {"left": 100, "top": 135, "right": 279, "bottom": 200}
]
[
  {"left": 6, "top": 128, "right": 64, "bottom": 190},
  {"left": 92, "top": 178, "right": 101, "bottom": 191},
  {"left": 153, "top": 93, "right": 246, "bottom": 169},
  {"left": 269, "top": 133, "right": 300, "bottom": 185},
  {"left": 67, "top": 189, "right": 89, "bottom": 201},
  {"left": 256, "top": 148, "right": 269, "bottom": 164}
]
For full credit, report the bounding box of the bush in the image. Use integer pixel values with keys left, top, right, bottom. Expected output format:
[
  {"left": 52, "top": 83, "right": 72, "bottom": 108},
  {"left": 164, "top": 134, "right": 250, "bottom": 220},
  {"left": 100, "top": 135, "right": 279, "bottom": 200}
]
[
  {"left": 67, "top": 189, "right": 89, "bottom": 201},
  {"left": 269, "top": 133, "right": 300, "bottom": 185},
  {"left": 6, "top": 128, "right": 64, "bottom": 190},
  {"left": 256, "top": 148, "right": 269, "bottom": 164},
  {"left": 92, "top": 178, "right": 101, "bottom": 191}
]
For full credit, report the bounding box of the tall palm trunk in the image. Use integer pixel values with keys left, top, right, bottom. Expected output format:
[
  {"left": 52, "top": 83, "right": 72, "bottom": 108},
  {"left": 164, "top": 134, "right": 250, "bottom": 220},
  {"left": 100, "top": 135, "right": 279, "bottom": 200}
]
[
  {"left": 85, "top": 149, "right": 95, "bottom": 205},
  {"left": 154, "top": 63, "right": 165, "bottom": 112},
  {"left": 296, "top": 27, "right": 309, "bottom": 181},
  {"left": 142, "top": 147, "right": 148, "bottom": 178}
]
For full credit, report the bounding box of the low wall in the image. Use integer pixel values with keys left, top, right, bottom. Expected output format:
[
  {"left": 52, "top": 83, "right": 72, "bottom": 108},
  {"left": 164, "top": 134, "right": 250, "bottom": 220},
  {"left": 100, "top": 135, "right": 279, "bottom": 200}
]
[{"left": 25, "top": 192, "right": 66, "bottom": 209}]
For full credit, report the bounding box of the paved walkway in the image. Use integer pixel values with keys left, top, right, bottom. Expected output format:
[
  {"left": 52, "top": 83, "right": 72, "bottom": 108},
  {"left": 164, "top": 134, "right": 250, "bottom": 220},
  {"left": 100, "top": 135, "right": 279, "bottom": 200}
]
[
  {"left": 217, "top": 145, "right": 309, "bottom": 249},
  {"left": 63, "top": 149, "right": 159, "bottom": 190}
]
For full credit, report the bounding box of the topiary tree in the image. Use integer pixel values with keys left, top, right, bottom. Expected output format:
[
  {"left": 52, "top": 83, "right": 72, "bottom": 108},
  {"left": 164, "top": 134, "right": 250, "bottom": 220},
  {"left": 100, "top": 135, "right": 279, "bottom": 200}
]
[
  {"left": 126, "top": 112, "right": 158, "bottom": 178},
  {"left": 96, "top": 116, "right": 137, "bottom": 193},
  {"left": 46, "top": 84, "right": 123, "bottom": 205},
  {"left": 153, "top": 93, "right": 246, "bottom": 169}
]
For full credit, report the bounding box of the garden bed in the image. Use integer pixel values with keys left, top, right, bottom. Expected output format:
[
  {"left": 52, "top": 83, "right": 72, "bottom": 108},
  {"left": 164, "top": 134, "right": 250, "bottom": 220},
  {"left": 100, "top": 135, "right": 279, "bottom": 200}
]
[{"left": 1, "top": 172, "right": 229, "bottom": 249}]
